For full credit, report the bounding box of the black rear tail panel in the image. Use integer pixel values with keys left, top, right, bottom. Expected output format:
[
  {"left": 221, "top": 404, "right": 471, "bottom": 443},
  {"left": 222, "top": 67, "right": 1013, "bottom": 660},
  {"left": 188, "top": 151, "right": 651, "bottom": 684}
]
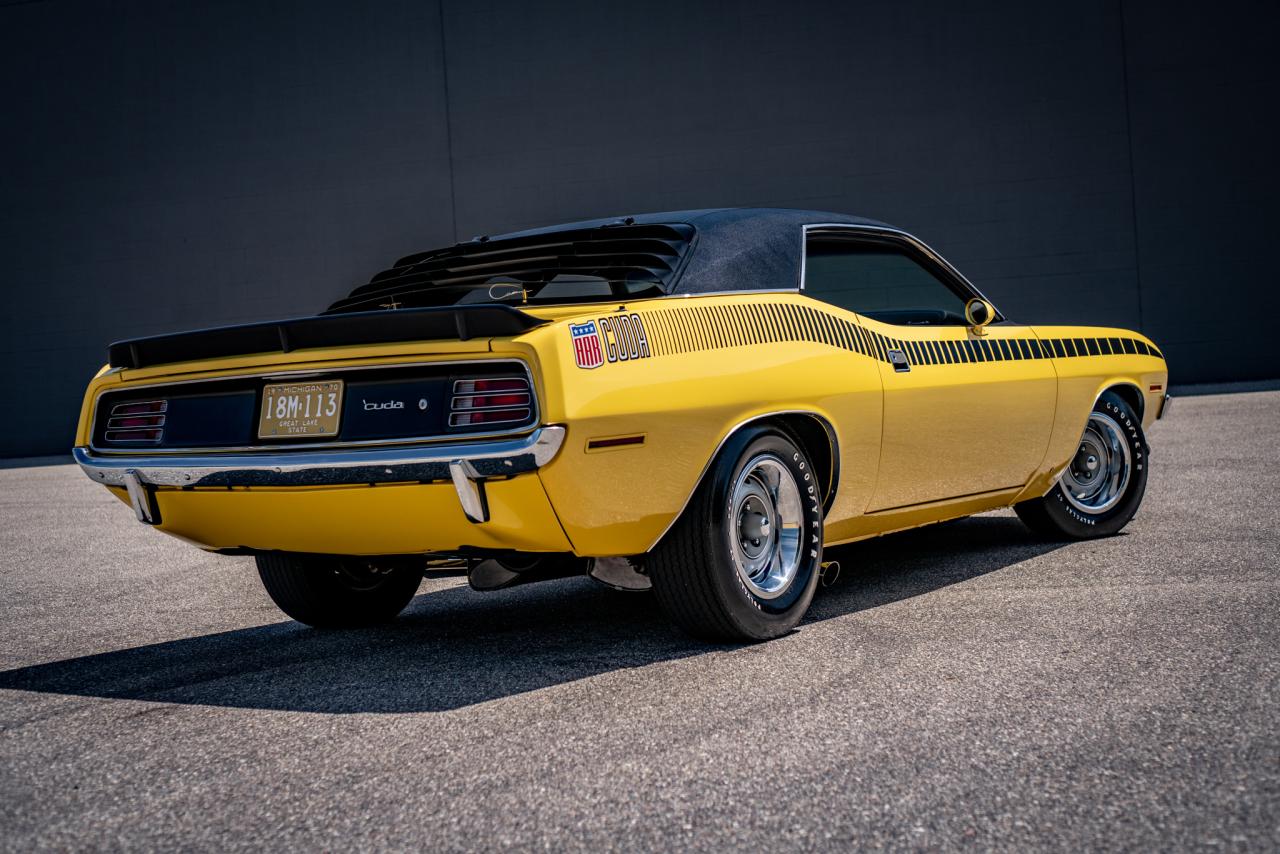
[{"left": 91, "top": 361, "right": 536, "bottom": 452}]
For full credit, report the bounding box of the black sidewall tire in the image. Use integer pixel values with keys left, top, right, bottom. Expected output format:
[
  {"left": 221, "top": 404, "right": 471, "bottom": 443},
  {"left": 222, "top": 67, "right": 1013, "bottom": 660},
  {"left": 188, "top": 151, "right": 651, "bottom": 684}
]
[
  {"left": 256, "top": 553, "right": 423, "bottom": 628},
  {"left": 1022, "top": 392, "right": 1149, "bottom": 539},
  {"left": 700, "top": 429, "right": 824, "bottom": 639}
]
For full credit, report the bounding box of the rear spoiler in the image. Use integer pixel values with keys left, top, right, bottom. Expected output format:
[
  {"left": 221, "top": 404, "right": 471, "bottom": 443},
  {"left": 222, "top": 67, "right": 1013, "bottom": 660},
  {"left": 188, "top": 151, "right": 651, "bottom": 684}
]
[{"left": 107, "top": 305, "right": 549, "bottom": 370}]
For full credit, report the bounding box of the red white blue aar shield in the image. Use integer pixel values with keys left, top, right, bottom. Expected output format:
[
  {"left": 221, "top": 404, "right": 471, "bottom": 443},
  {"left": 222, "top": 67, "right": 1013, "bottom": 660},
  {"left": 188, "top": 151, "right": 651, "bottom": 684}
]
[{"left": 570, "top": 320, "right": 604, "bottom": 369}]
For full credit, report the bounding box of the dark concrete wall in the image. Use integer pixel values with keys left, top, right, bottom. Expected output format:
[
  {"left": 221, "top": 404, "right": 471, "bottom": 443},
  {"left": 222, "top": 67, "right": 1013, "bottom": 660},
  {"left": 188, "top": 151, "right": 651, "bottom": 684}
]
[{"left": 2, "top": 0, "right": 1276, "bottom": 456}]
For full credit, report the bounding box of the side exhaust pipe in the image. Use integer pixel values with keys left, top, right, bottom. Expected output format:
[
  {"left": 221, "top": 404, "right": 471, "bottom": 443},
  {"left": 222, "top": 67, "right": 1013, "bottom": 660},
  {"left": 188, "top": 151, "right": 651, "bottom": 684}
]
[{"left": 819, "top": 560, "right": 841, "bottom": 588}]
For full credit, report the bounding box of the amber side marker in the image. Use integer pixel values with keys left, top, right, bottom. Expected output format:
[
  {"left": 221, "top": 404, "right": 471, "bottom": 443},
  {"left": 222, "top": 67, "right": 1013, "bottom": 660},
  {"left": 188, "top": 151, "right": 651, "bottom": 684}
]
[
  {"left": 587, "top": 435, "right": 646, "bottom": 450},
  {"left": 1150, "top": 383, "right": 1164, "bottom": 392}
]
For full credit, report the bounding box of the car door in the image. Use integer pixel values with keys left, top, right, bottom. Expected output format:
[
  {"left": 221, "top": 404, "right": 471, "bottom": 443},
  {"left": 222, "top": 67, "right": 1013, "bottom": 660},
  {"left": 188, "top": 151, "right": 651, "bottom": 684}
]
[{"left": 803, "top": 226, "right": 1056, "bottom": 511}]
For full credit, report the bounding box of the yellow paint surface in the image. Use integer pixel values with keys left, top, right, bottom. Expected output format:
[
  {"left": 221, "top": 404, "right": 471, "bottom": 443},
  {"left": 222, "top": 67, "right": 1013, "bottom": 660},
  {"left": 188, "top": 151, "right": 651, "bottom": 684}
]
[{"left": 79, "top": 293, "right": 1167, "bottom": 556}]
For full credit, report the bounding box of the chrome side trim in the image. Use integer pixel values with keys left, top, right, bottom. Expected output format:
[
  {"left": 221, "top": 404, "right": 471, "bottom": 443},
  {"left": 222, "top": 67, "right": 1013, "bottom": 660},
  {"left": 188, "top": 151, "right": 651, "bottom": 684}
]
[
  {"left": 667, "top": 288, "right": 799, "bottom": 298},
  {"left": 73, "top": 425, "right": 566, "bottom": 491},
  {"left": 1097, "top": 381, "right": 1146, "bottom": 420},
  {"left": 799, "top": 223, "right": 1006, "bottom": 323},
  {"left": 89, "top": 358, "right": 539, "bottom": 456},
  {"left": 642, "top": 410, "right": 841, "bottom": 553}
]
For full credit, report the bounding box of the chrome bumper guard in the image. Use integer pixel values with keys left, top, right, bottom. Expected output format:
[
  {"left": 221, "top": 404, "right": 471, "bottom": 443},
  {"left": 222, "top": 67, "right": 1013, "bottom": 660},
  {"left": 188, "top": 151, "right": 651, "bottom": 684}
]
[{"left": 73, "top": 426, "right": 566, "bottom": 527}]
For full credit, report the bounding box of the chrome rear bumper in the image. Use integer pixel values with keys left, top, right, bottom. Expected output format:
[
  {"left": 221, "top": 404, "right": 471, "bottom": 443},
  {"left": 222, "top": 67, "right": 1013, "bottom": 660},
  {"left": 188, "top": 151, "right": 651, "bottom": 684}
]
[{"left": 73, "top": 426, "right": 566, "bottom": 526}]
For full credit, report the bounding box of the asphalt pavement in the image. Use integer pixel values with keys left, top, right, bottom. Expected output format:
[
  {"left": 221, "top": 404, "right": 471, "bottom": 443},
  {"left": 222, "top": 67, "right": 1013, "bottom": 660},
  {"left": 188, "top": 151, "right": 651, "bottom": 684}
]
[{"left": 1, "top": 390, "right": 1277, "bottom": 851}]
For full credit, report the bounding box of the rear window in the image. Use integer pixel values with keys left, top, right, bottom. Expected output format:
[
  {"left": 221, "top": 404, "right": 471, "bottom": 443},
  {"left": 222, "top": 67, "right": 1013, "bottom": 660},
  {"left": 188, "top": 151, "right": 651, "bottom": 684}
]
[{"left": 327, "top": 223, "right": 694, "bottom": 314}]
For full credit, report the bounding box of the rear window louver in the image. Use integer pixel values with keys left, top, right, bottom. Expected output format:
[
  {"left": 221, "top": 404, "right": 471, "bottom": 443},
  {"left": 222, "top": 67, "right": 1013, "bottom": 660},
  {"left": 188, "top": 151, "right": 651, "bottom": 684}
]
[{"left": 324, "top": 222, "right": 695, "bottom": 314}]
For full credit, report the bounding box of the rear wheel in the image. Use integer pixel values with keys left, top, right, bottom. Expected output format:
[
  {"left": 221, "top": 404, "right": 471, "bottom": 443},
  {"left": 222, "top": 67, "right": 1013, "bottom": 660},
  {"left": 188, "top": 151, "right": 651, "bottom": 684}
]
[
  {"left": 1015, "top": 390, "right": 1148, "bottom": 540},
  {"left": 648, "top": 426, "right": 824, "bottom": 642},
  {"left": 255, "top": 553, "right": 423, "bottom": 627}
]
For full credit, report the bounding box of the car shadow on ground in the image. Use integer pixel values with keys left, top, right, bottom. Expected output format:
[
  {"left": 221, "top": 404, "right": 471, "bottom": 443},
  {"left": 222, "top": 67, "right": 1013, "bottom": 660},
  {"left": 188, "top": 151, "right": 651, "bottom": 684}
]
[{"left": 0, "top": 515, "right": 1068, "bottom": 714}]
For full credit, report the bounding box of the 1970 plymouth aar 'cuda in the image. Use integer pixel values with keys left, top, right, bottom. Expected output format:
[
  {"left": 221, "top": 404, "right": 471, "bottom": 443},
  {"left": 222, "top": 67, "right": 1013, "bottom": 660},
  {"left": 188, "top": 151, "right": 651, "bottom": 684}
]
[{"left": 74, "top": 208, "right": 1169, "bottom": 641}]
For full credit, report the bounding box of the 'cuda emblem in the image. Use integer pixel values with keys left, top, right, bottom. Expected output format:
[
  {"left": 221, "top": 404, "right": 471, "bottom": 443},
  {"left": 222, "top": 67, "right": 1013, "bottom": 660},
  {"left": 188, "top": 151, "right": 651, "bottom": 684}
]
[
  {"left": 570, "top": 321, "right": 604, "bottom": 369},
  {"left": 596, "top": 313, "right": 651, "bottom": 364},
  {"left": 570, "top": 314, "right": 652, "bottom": 369},
  {"left": 363, "top": 399, "right": 405, "bottom": 410}
]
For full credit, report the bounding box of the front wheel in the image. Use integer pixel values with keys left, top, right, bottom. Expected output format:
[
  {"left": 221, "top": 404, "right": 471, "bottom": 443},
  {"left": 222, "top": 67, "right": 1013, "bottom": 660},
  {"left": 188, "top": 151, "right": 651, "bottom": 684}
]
[
  {"left": 256, "top": 553, "right": 423, "bottom": 627},
  {"left": 648, "top": 426, "right": 824, "bottom": 642},
  {"left": 1015, "top": 391, "right": 1149, "bottom": 540}
]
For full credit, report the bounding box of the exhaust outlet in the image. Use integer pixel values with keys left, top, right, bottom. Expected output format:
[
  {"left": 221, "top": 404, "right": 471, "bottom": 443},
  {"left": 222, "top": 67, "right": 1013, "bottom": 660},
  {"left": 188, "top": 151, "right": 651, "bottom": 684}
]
[{"left": 819, "top": 560, "right": 841, "bottom": 588}]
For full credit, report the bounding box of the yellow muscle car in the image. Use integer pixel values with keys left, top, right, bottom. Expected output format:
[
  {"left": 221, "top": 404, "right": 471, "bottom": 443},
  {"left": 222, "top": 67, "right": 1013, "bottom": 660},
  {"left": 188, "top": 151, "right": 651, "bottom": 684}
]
[{"left": 74, "top": 209, "right": 1169, "bottom": 641}]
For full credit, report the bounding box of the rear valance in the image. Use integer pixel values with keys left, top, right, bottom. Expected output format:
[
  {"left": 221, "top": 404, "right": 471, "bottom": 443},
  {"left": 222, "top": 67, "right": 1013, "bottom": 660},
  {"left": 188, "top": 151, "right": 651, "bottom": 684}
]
[{"left": 108, "top": 305, "right": 549, "bottom": 370}]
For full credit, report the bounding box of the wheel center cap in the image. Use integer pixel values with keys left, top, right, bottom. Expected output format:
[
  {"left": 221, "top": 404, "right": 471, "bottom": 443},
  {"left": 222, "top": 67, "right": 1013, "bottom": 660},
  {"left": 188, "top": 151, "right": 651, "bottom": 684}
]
[
  {"left": 1073, "top": 446, "right": 1102, "bottom": 479},
  {"left": 741, "top": 512, "right": 770, "bottom": 542},
  {"left": 1059, "top": 412, "right": 1134, "bottom": 516}
]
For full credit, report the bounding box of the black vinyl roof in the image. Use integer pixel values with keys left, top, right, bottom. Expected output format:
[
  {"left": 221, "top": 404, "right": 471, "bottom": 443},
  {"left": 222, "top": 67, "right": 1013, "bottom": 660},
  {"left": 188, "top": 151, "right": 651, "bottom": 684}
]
[
  {"left": 326, "top": 208, "right": 892, "bottom": 312},
  {"left": 493, "top": 208, "right": 891, "bottom": 294}
]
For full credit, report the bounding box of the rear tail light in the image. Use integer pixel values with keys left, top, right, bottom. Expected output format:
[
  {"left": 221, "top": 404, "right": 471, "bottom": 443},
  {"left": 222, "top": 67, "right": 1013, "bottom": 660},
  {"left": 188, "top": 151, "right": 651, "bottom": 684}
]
[
  {"left": 453, "top": 378, "right": 528, "bottom": 394},
  {"left": 449, "top": 378, "right": 532, "bottom": 428},
  {"left": 449, "top": 409, "right": 531, "bottom": 427},
  {"left": 105, "top": 399, "right": 166, "bottom": 443},
  {"left": 451, "top": 392, "right": 531, "bottom": 410},
  {"left": 111, "top": 400, "right": 167, "bottom": 415}
]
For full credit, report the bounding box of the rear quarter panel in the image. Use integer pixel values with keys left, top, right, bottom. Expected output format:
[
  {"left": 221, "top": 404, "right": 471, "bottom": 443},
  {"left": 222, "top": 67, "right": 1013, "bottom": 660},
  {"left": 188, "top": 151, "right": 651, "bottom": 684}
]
[{"left": 526, "top": 294, "right": 884, "bottom": 557}]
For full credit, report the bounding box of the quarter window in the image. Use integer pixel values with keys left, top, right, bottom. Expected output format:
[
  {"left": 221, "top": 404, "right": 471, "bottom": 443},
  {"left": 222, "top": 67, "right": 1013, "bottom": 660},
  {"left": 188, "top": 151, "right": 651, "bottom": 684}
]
[{"left": 804, "top": 236, "right": 970, "bottom": 325}]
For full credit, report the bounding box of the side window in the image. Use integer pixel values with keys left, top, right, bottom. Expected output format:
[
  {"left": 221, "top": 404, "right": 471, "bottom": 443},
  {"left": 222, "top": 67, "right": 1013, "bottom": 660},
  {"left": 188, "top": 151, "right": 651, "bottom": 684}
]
[{"left": 804, "top": 237, "right": 970, "bottom": 325}]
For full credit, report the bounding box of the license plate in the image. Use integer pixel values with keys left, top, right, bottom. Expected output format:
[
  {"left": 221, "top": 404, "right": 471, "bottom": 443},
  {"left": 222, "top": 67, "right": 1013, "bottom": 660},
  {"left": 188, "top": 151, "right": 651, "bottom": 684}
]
[{"left": 258, "top": 380, "right": 344, "bottom": 439}]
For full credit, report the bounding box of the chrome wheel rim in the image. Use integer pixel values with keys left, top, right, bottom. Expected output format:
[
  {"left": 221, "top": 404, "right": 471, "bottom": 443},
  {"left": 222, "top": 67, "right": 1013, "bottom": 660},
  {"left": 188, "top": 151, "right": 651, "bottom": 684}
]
[
  {"left": 1060, "top": 412, "right": 1131, "bottom": 514},
  {"left": 728, "top": 454, "right": 803, "bottom": 599}
]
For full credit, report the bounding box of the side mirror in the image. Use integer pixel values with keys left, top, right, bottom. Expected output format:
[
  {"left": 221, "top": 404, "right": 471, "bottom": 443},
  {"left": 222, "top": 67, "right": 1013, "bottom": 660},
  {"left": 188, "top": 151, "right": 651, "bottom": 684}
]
[{"left": 965, "top": 298, "right": 995, "bottom": 334}]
